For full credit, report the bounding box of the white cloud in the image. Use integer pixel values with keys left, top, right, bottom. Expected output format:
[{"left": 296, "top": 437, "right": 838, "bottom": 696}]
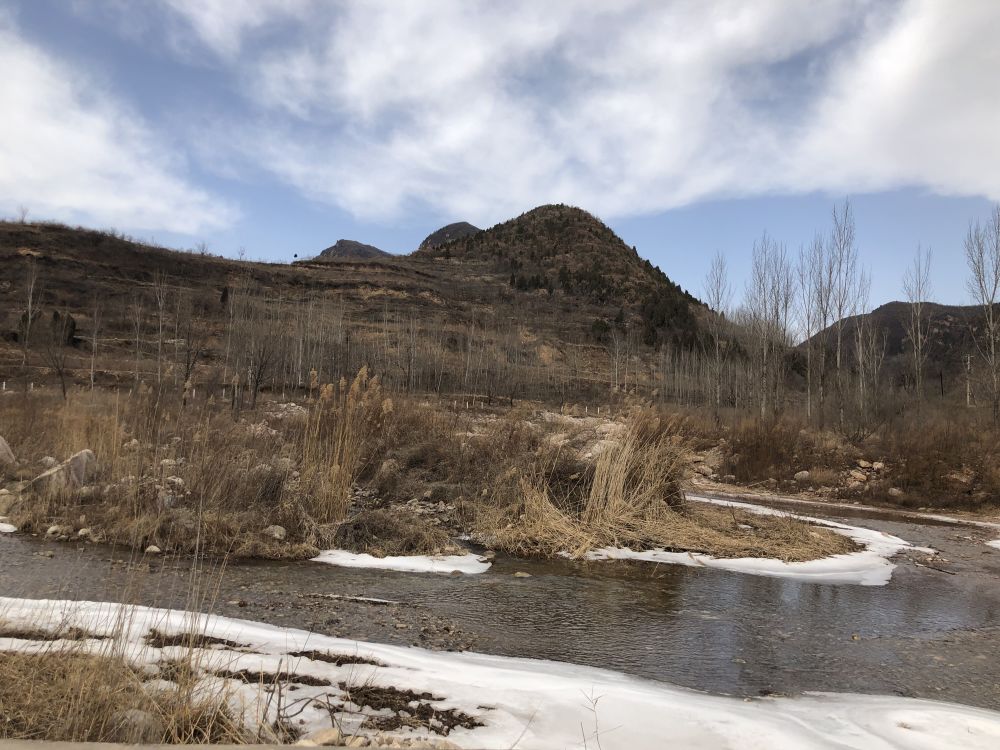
[
  {"left": 161, "top": 0, "right": 1000, "bottom": 225},
  {"left": 0, "top": 16, "right": 236, "bottom": 233}
]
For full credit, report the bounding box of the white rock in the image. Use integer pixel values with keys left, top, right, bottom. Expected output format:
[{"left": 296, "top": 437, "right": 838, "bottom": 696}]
[
  {"left": 849, "top": 469, "right": 868, "bottom": 482},
  {"left": 31, "top": 450, "right": 97, "bottom": 494},
  {"left": 264, "top": 524, "right": 287, "bottom": 541},
  {"left": 794, "top": 470, "right": 810, "bottom": 482},
  {"left": 872, "top": 461, "right": 885, "bottom": 471},
  {"left": 304, "top": 727, "right": 343, "bottom": 746},
  {"left": 513, "top": 571, "right": 532, "bottom": 578},
  {"left": 857, "top": 460, "right": 872, "bottom": 469},
  {"left": 145, "top": 545, "right": 162, "bottom": 555}
]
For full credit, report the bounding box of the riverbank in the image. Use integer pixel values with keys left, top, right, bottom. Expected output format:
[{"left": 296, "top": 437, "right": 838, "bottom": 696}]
[
  {"left": 3, "top": 596, "right": 1000, "bottom": 749},
  {"left": 0, "top": 389, "right": 858, "bottom": 570}
]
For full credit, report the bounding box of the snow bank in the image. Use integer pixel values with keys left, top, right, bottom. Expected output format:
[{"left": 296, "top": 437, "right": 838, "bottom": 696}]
[
  {"left": 987, "top": 540, "right": 1000, "bottom": 550},
  {"left": 0, "top": 517, "right": 15, "bottom": 533},
  {"left": 585, "top": 495, "right": 932, "bottom": 586},
  {"left": 311, "top": 549, "right": 491, "bottom": 574},
  {"left": 1, "top": 597, "right": 998, "bottom": 750}
]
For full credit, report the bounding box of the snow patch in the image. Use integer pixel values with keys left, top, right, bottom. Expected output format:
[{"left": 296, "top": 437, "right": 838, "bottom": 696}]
[
  {"left": 311, "top": 550, "right": 491, "bottom": 574},
  {"left": 986, "top": 540, "right": 1000, "bottom": 550},
  {"left": 0, "top": 517, "right": 15, "bottom": 533},
  {"left": 584, "top": 495, "right": 932, "bottom": 586},
  {"left": 1, "top": 598, "right": 999, "bottom": 750}
]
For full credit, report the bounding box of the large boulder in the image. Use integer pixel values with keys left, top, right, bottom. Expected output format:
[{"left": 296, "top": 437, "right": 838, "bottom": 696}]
[
  {"left": 29, "top": 449, "right": 98, "bottom": 494},
  {"left": 0, "top": 436, "right": 14, "bottom": 467}
]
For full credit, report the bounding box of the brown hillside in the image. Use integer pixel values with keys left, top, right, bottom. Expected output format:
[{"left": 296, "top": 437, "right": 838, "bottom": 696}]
[{"left": 416, "top": 204, "right": 700, "bottom": 345}]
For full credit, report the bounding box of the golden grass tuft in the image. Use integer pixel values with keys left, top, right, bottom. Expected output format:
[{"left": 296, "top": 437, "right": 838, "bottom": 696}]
[{"left": 479, "top": 420, "right": 857, "bottom": 562}]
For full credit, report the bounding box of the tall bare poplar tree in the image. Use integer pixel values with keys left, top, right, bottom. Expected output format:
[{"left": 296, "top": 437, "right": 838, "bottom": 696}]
[
  {"left": 902, "top": 245, "right": 932, "bottom": 406},
  {"left": 703, "top": 251, "right": 732, "bottom": 413},
  {"left": 965, "top": 205, "right": 1000, "bottom": 423}
]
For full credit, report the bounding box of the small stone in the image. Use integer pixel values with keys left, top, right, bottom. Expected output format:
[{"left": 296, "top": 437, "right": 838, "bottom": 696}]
[
  {"left": 513, "top": 571, "right": 532, "bottom": 578},
  {"left": 888, "top": 487, "right": 904, "bottom": 498},
  {"left": 857, "top": 459, "right": 872, "bottom": 469},
  {"left": 46, "top": 524, "right": 65, "bottom": 537},
  {"left": 849, "top": 469, "right": 868, "bottom": 482},
  {"left": 872, "top": 461, "right": 885, "bottom": 471},
  {"left": 145, "top": 545, "right": 162, "bottom": 555},
  {"left": 305, "top": 727, "right": 343, "bottom": 746},
  {"left": 794, "top": 470, "right": 810, "bottom": 482},
  {"left": 77, "top": 528, "right": 92, "bottom": 540}
]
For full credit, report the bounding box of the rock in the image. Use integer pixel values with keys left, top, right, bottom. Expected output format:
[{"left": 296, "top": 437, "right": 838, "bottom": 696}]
[
  {"left": 857, "top": 459, "right": 872, "bottom": 469},
  {"left": 114, "top": 708, "right": 165, "bottom": 744},
  {"left": 513, "top": 571, "right": 532, "bottom": 578},
  {"left": 30, "top": 450, "right": 98, "bottom": 495},
  {"left": 794, "top": 470, "right": 810, "bottom": 482},
  {"left": 46, "top": 524, "right": 66, "bottom": 537},
  {"left": 872, "top": 461, "right": 885, "bottom": 471},
  {"left": 304, "top": 727, "right": 343, "bottom": 746},
  {"left": 693, "top": 464, "right": 713, "bottom": 477},
  {"left": 165, "top": 475, "right": 184, "bottom": 490},
  {"left": 346, "top": 736, "right": 369, "bottom": 748},
  {"left": 123, "top": 438, "right": 140, "bottom": 451},
  {"left": 145, "top": 545, "right": 162, "bottom": 555},
  {"left": 482, "top": 550, "right": 496, "bottom": 560},
  {"left": 849, "top": 469, "right": 868, "bottom": 482},
  {"left": 40, "top": 456, "right": 58, "bottom": 469},
  {"left": 0, "top": 435, "right": 15, "bottom": 467},
  {"left": 77, "top": 528, "right": 92, "bottom": 540},
  {"left": 264, "top": 524, "right": 287, "bottom": 541},
  {"left": 888, "top": 487, "right": 904, "bottom": 498},
  {"left": 157, "top": 488, "right": 178, "bottom": 510}
]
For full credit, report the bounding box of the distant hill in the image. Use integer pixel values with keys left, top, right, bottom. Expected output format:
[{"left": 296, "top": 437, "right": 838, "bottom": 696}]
[
  {"left": 808, "top": 301, "right": 981, "bottom": 379},
  {"left": 317, "top": 239, "right": 390, "bottom": 261},
  {"left": 416, "top": 203, "right": 700, "bottom": 345},
  {"left": 418, "top": 222, "right": 481, "bottom": 251}
]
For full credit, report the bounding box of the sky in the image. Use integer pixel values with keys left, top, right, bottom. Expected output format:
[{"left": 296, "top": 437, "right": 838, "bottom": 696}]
[{"left": 1, "top": 0, "right": 998, "bottom": 308}]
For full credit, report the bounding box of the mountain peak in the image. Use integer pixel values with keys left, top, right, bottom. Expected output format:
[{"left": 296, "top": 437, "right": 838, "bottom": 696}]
[
  {"left": 418, "top": 221, "right": 481, "bottom": 251},
  {"left": 317, "top": 239, "right": 389, "bottom": 261}
]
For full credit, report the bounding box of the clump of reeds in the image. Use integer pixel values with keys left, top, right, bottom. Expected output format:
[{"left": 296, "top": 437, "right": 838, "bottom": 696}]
[{"left": 478, "top": 417, "right": 857, "bottom": 562}]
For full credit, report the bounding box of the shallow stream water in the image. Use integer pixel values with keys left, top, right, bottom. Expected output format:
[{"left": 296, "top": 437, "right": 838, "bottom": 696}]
[{"left": 3, "top": 495, "right": 1000, "bottom": 710}]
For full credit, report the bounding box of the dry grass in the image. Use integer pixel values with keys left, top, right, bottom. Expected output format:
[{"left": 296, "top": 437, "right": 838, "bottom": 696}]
[
  {"left": 0, "top": 648, "right": 252, "bottom": 744},
  {"left": 333, "top": 508, "right": 457, "bottom": 557},
  {"left": 478, "top": 418, "right": 856, "bottom": 561},
  {"left": 0, "top": 370, "right": 391, "bottom": 558}
]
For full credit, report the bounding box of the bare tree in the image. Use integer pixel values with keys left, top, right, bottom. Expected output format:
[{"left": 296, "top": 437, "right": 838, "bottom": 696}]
[
  {"left": 129, "top": 295, "right": 144, "bottom": 384},
  {"left": 829, "top": 199, "right": 859, "bottom": 431},
  {"left": 152, "top": 271, "right": 168, "bottom": 386},
  {"left": 965, "top": 205, "right": 1000, "bottom": 423},
  {"left": 743, "top": 233, "right": 795, "bottom": 418},
  {"left": 89, "top": 296, "right": 102, "bottom": 390},
  {"left": 17, "top": 205, "right": 29, "bottom": 223},
  {"left": 41, "top": 310, "right": 74, "bottom": 400},
  {"left": 21, "top": 259, "right": 40, "bottom": 365},
  {"left": 902, "top": 245, "right": 932, "bottom": 406},
  {"left": 703, "top": 251, "right": 732, "bottom": 413}
]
